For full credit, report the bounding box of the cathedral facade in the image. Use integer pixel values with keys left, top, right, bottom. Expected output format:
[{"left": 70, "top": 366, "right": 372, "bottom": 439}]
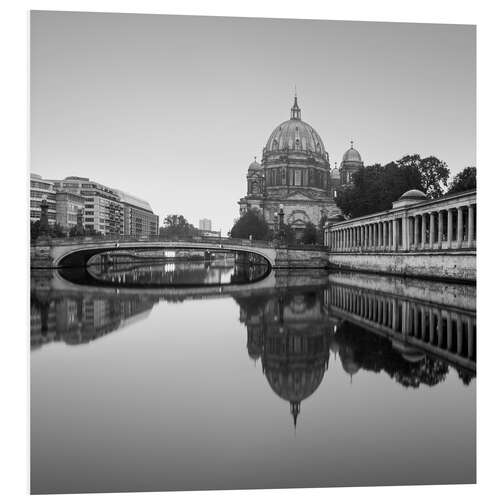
[{"left": 238, "top": 96, "right": 363, "bottom": 239}]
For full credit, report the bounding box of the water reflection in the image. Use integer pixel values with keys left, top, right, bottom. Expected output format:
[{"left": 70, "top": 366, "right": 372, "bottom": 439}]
[
  {"left": 63, "top": 257, "right": 270, "bottom": 287},
  {"left": 31, "top": 265, "right": 476, "bottom": 492},
  {"left": 32, "top": 265, "right": 476, "bottom": 416}
]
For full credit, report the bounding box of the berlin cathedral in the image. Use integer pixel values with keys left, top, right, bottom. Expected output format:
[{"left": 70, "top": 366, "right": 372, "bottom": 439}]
[{"left": 238, "top": 95, "right": 364, "bottom": 239}]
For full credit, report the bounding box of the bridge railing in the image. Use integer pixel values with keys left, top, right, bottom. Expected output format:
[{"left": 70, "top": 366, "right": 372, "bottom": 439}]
[
  {"left": 32, "top": 234, "right": 277, "bottom": 248},
  {"left": 32, "top": 233, "right": 328, "bottom": 251}
]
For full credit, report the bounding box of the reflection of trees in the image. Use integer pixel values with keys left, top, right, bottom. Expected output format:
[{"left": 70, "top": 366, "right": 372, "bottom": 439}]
[
  {"left": 332, "top": 321, "right": 450, "bottom": 388},
  {"left": 236, "top": 287, "right": 473, "bottom": 427}
]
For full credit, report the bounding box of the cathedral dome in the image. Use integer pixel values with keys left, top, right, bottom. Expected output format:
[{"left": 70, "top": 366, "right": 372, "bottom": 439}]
[
  {"left": 263, "top": 96, "right": 328, "bottom": 161},
  {"left": 265, "top": 363, "right": 326, "bottom": 403},
  {"left": 342, "top": 143, "right": 363, "bottom": 163}
]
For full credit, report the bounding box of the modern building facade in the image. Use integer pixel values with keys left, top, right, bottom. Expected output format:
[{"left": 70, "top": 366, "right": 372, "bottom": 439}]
[
  {"left": 238, "top": 96, "right": 363, "bottom": 240},
  {"left": 50, "top": 177, "right": 124, "bottom": 235},
  {"left": 115, "top": 190, "right": 159, "bottom": 237},
  {"left": 55, "top": 191, "right": 85, "bottom": 232},
  {"left": 30, "top": 173, "right": 56, "bottom": 224},
  {"left": 199, "top": 218, "right": 212, "bottom": 231}
]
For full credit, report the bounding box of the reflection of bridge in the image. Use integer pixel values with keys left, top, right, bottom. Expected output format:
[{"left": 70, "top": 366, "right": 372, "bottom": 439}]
[{"left": 31, "top": 236, "right": 328, "bottom": 270}]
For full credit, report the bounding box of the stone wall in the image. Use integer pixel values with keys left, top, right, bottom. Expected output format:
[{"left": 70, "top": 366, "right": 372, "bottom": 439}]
[
  {"left": 275, "top": 247, "right": 329, "bottom": 269},
  {"left": 328, "top": 251, "right": 476, "bottom": 282}
]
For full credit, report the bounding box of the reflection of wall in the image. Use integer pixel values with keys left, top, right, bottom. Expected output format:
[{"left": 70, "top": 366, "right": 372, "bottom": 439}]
[
  {"left": 237, "top": 282, "right": 476, "bottom": 427},
  {"left": 324, "top": 282, "right": 476, "bottom": 372},
  {"left": 30, "top": 293, "right": 157, "bottom": 350}
]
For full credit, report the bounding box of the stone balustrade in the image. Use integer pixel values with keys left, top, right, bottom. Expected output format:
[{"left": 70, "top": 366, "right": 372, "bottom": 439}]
[{"left": 324, "top": 190, "right": 476, "bottom": 253}]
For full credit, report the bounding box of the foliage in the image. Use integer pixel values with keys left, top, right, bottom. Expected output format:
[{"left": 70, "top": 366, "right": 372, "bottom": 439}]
[
  {"left": 160, "top": 214, "right": 200, "bottom": 239},
  {"left": 30, "top": 220, "right": 66, "bottom": 241},
  {"left": 302, "top": 222, "right": 321, "bottom": 245},
  {"left": 447, "top": 167, "right": 476, "bottom": 195},
  {"left": 417, "top": 156, "right": 450, "bottom": 199},
  {"left": 69, "top": 225, "right": 99, "bottom": 237},
  {"left": 230, "top": 209, "right": 270, "bottom": 240},
  {"left": 336, "top": 154, "right": 450, "bottom": 218}
]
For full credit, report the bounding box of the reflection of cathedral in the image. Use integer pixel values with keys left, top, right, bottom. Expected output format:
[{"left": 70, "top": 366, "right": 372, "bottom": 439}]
[
  {"left": 238, "top": 289, "right": 333, "bottom": 427},
  {"left": 237, "top": 284, "right": 475, "bottom": 427},
  {"left": 238, "top": 95, "right": 364, "bottom": 238}
]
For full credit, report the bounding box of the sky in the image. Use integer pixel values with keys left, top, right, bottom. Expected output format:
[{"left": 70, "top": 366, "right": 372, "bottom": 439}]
[{"left": 30, "top": 11, "right": 476, "bottom": 233}]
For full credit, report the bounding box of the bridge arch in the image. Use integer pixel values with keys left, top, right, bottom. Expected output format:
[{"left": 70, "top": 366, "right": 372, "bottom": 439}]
[{"left": 53, "top": 240, "right": 276, "bottom": 269}]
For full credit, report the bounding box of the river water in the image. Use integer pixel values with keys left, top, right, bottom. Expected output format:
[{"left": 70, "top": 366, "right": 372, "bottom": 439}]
[{"left": 30, "top": 258, "right": 476, "bottom": 494}]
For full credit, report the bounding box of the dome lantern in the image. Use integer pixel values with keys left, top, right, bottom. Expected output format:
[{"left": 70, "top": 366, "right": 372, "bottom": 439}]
[{"left": 290, "top": 94, "right": 301, "bottom": 120}]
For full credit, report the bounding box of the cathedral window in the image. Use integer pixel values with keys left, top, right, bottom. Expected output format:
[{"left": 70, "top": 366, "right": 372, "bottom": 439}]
[{"left": 294, "top": 169, "right": 300, "bottom": 186}]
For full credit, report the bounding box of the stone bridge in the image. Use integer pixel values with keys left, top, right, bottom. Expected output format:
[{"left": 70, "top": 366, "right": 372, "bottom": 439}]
[{"left": 30, "top": 235, "right": 328, "bottom": 270}]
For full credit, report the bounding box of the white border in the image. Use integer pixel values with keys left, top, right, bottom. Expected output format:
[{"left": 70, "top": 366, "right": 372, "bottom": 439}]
[{"left": 2, "top": 1, "right": 498, "bottom": 499}]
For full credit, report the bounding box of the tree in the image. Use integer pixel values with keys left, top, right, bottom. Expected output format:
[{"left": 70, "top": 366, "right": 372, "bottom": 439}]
[
  {"left": 417, "top": 156, "right": 450, "bottom": 199},
  {"left": 160, "top": 214, "right": 200, "bottom": 239},
  {"left": 69, "top": 225, "right": 99, "bottom": 237},
  {"left": 31, "top": 220, "right": 66, "bottom": 241},
  {"left": 230, "top": 209, "right": 270, "bottom": 240},
  {"left": 302, "top": 222, "right": 320, "bottom": 245},
  {"left": 447, "top": 167, "right": 476, "bottom": 195},
  {"left": 336, "top": 154, "right": 450, "bottom": 218}
]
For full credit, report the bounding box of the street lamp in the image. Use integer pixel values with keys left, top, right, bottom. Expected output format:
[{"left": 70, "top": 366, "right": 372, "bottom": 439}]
[{"left": 278, "top": 204, "right": 285, "bottom": 243}]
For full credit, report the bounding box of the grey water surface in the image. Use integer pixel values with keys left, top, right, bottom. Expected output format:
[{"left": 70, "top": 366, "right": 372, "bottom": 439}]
[{"left": 30, "top": 260, "right": 476, "bottom": 494}]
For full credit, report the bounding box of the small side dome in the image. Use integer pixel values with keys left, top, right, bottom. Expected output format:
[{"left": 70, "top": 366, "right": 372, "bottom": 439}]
[
  {"left": 392, "top": 189, "right": 428, "bottom": 208},
  {"left": 399, "top": 189, "right": 427, "bottom": 201},
  {"left": 330, "top": 163, "right": 340, "bottom": 179},
  {"left": 342, "top": 147, "right": 362, "bottom": 163},
  {"left": 248, "top": 157, "right": 261, "bottom": 171}
]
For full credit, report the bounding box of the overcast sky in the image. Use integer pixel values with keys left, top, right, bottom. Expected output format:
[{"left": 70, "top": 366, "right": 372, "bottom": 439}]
[{"left": 30, "top": 11, "right": 475, "bottom": 232}]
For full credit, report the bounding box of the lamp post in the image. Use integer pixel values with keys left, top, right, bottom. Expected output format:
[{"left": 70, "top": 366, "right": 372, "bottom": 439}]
[
  {"left": 278, "top": 204, "right": 285, "bottom": 244},
  {"left": 39, "top": 197, "right": 49, "bottom": 236}
]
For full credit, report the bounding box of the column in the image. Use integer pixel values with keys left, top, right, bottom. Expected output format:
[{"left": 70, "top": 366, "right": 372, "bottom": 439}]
[
  {"left": 392, "top": 219, "right": 398, "bottom": 250},
  {"left": 457, "top": 207, "right": 464, "bottom": 248},
  {"left": 447, "top": 209, "right": 453, "bottom": 248},
  {"left": 402, "top": 216, "right": 408, "bottom": 250},
  {"left": 467, "top": 205, "right": 475, "bottom": 248},
  {"left": 429, "top": 212, "right": 435, "bottom": 249},
  {"left": 382, "top": 221, "right": 387, "bottom": 250},
  {"left": 421, "top": 213, "right": 427, "bottom": 248},
  {"left": 437, "top": 211, "right": 443, "bottom": 249},
  {"left": 414, "top": 215, "right": 420, "bottom": 250}
]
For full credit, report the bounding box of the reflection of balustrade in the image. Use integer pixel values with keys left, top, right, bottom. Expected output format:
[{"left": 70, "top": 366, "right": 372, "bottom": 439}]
[
  {"left": 325, "top": 190, "right": 476, "bottom": 253},
  {"left": 324, "top": 284, "right": 476, "bottom": 371}
]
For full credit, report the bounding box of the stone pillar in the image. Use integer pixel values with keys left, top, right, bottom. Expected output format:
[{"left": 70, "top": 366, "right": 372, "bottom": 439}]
[
  {"left": 447, "top": 209, "right": 453, "bottom": 248},
  {"left": 414, "top": 215, "right": 420, "bottom": 250},
  {"left": 429, "top": 212, "right": 435, "bottom": 249},
  {"left": 402, "top": 216, "right": 408, "bottom": 250},
  {"left": 392, "top": 219, "right": 398, "bottom": 250},
  {"left": 437, "top": 211, "right": 443, "bottom": 249},
  {"left": 382, "top": 222, "right": 387, "bottom": 250},
  {"left": 421, "top": 213, "right": 427, "bottom": 248},
  {"left": 468, "top": 205, "right": 475, "bottom": 248},
  {"left": 457, "top": 207, "right": 464, "bottom": 248}
]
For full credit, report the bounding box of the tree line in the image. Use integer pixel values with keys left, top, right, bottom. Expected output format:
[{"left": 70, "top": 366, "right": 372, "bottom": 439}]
[{"left": 336, "top": 155, "right": 475, "bottom": 218}]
